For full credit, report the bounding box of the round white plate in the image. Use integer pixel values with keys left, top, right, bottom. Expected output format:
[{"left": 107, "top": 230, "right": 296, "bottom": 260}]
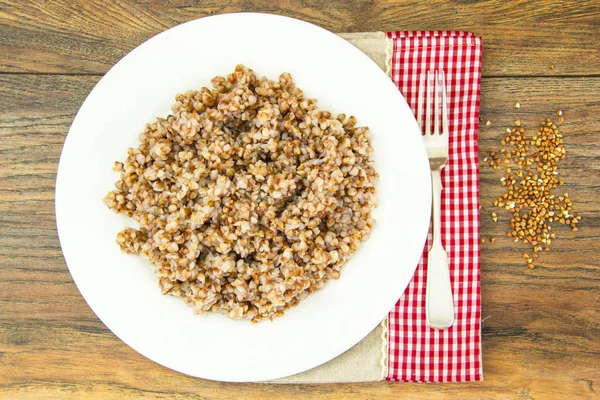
[{"left": 56, "top": 13, "right": 431, "bottom": 382}]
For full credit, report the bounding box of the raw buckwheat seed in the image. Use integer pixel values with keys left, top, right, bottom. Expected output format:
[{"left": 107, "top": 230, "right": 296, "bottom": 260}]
[{"left": 488, "top": 116, "right": 580, "bottom": 269}]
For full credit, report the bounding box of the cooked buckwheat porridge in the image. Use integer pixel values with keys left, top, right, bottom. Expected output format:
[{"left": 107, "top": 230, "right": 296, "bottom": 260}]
[{"left": 104, "top": 65, "right": 377, "bottom": 322}]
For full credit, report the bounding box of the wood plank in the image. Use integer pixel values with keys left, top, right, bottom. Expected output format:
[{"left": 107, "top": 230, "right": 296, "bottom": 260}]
[
  {"left": 0, "top": 74, "right": 599, "bottom": 398},
  {"left": 0, "top": 0, "right": 599, "bottom": 76}
]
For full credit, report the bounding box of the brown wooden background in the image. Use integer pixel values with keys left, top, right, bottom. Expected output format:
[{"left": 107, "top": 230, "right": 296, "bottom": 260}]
[{"left": 1, "top": 1, "right": 599, "bottom": 398}]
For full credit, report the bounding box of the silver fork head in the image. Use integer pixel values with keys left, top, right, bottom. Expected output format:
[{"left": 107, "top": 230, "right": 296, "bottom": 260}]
[{"left": 417, "top": 70, "right": 449, "bottom": 137}]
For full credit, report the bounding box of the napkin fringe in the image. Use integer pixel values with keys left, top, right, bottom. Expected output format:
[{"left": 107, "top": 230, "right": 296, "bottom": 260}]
[
  {"left": 384, "top": 35, "right": 393, "bottom": 78},
  {"left": 379, "top": 317, "right": 389, "bottom": 380}
]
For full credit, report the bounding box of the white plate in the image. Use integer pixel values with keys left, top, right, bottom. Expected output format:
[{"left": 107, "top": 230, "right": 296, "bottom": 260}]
[{"left": 56, "top": 13, "right": 431, "bottom": 382}]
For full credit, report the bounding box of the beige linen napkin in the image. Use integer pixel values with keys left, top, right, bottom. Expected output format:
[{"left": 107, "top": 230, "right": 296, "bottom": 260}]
[{"left": 273, "top": 32, "right": 392, "bottom": 384}]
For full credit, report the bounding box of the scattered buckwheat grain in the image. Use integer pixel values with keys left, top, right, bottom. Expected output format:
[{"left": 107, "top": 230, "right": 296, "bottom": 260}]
[{"left": 488, "top": 116, "right": 580, "bottom": 268}]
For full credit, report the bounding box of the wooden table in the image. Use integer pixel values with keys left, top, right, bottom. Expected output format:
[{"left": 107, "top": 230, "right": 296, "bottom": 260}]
[{"left": 1, "top": 1, "right": 599, "bottom": 398}]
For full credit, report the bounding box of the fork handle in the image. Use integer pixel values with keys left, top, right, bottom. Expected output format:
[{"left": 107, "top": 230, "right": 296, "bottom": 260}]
[
  {"left": 426, "top": 169, "right": 455, "bottom": 329},
  {"left": 431, "top": 169, "right": 444, "bottom": 249}
]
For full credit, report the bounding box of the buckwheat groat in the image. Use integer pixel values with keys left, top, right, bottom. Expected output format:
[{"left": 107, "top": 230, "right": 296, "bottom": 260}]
[{"left": 105, "top": 65, "right": 377, "bottom": 322}]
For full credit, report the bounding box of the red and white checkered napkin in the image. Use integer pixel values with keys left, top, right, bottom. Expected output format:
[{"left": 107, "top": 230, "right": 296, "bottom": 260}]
[{"left": 386, "top": 31, "right": 483, "bottom": 382}]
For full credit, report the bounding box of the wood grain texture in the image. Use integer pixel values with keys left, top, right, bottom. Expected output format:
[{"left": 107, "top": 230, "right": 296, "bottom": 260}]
[
  {"left": 1, "top": 1, "right": 600, "bottom": 399},
  {"left": 1, "top": 0, "right": 600, "bottom": 76},
  {"left": 1, "top": 74, "right": 599, "bottom": 399}
]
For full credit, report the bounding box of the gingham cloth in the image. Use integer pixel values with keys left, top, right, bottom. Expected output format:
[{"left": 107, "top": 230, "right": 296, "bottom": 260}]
[{"left": 386, "top": 31, "right": 483, "bottom": 382}]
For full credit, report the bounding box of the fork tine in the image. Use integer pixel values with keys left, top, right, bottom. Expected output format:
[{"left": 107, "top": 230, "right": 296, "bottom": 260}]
[
  {"left": 418, "top": 72, "right": 424, "bottom": 132},
  {"left": 434, "top": 70, "right": 440, "bottom": 136},
  {"left": 441, "top": 70, "right": 449, "bottom": 137},
  {"left": 425, "top": 71, "right": 432, "bottom": 136}
]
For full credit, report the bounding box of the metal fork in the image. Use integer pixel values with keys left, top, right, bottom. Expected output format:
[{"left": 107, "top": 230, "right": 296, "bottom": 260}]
[{"left": 418, "top": 70, "right": 454, "bottom": 329}]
